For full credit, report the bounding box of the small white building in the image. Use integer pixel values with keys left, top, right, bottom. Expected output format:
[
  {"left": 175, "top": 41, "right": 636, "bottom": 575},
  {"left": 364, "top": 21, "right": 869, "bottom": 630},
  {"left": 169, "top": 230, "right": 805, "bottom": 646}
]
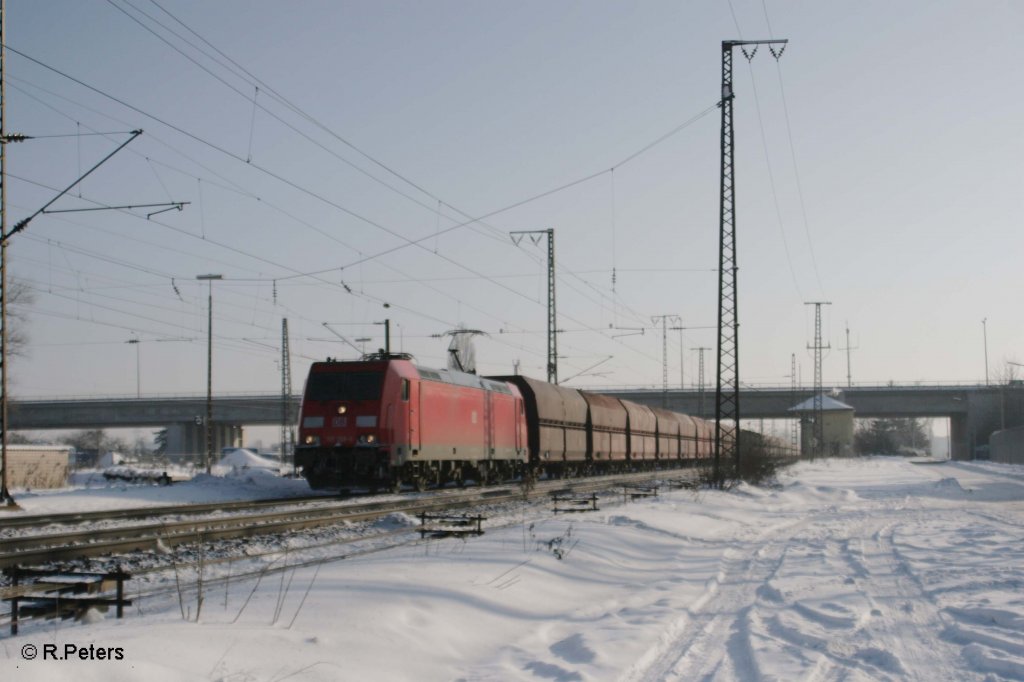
[
  {"left": 98, "top": 451, "right": 126, "bottom": 468},
  {"left": 789, "top": 395, "right": 855, "bottom": 457},
  {"left": 4, "top": 444, "right": 74, "bottom": 489}
]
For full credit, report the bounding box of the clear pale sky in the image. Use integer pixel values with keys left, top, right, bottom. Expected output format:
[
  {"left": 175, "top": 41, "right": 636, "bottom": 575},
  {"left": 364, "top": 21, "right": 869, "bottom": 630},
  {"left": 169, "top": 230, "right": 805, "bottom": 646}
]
[{"left": 4, "top": 0, "right": 1022, "bottom": 402}]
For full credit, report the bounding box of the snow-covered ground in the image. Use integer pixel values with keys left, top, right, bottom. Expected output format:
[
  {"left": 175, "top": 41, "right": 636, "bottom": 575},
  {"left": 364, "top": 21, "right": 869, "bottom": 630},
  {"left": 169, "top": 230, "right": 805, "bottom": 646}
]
[
  {"left": 9, "top": 462, "right": 314, "bottom": 516},
  {"left": 2, "top": 457, "right": 1023, "bottom": 681}
]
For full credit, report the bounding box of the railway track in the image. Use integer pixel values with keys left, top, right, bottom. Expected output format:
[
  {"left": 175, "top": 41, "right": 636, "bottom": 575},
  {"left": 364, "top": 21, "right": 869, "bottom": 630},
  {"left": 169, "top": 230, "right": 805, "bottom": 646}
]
[
  {"left": 0, "top": 470, "right": 694, "bottom": 570},
  {"left": 0, "top": 493, "right": 337, "bottom": 531}
]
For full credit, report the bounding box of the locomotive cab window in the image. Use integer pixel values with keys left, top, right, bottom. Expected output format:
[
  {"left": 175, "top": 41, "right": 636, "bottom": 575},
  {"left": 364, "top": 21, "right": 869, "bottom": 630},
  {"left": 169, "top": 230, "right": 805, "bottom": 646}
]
[
  {"left": 305, "top": 371, "right": 383, "bottom": 401},
  {"left": 401, "top": 379, "right": 410, "bottom": 401}
]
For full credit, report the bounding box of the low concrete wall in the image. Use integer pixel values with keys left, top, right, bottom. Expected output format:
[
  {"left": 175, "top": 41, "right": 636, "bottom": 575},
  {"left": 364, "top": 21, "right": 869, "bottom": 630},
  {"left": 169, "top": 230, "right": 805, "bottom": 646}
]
[{"left": 990, "top": 426, "right": 1024, "bottom": 465}]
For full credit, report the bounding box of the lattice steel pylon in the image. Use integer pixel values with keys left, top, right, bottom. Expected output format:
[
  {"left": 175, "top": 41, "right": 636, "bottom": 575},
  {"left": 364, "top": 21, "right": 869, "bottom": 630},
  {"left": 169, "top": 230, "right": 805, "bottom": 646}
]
[
  {"left": 805, "top": 301, "right": 831, "bottom": 458},
  {"left": 280, "top": 318, "right": 295, "bottom": 473},
  {"left": 510, "top": 229, "right": 557, "bottom": 384},
  {"left": 695, "top": 347, "right": 711, "bottom": 418},
  {"left": 652, "top": 314, "right": 680, "bottom": 407},
  {"left": 713, "top": 38, "right": 788, "bottom": 487},
  {"left": 790, "top": 353, "right": 799, "bottom": 449}
]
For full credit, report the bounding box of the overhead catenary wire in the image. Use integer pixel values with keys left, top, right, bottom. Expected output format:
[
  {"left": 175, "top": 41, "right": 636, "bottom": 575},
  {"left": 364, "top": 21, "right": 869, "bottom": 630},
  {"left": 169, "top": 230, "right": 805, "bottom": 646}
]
[
  {"left": 8, "top": 41, "right": 714, "bottom": 295},
  {"left": 6, "top": 30, "right": 720, "bottom": 382},
  {"left": 730, "top": 0, "right": 824, "bottom": 301},
  {"left": 761, "top": 4, "right": 826, "bottom": 298},
  {"left": 743, "top": 54, "right": 803, "bottom": 302},
  {"left": 101, "top": 1, "right": 513, "bottom": 250},
  {"left": 13, "top": 189, "right": 559, "bottom": 370},
  {"left": 6, "top": 43, "right": 631, "bottom": 343}
]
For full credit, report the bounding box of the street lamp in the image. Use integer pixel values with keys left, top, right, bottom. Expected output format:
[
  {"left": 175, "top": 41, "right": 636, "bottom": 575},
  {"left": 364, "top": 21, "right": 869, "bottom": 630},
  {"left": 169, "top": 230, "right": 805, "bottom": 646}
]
[
  {"left": 677, "top": 328, "right": 684, "bottom": 389},
  {"left": 197, "top": 274, "right": 222, "bottom": 473},
  {"left": 982, "top": 318, "right": 989, "bottom": 386},
  {"left": 127, "top": 337, "right": 140, "bottom": 398}
]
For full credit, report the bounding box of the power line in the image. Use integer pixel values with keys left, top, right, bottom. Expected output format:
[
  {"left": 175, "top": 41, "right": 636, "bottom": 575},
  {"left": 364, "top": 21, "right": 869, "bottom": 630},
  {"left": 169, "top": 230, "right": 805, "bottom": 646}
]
[
  {"left": 760, "top": 0, "right": 826, "bottom": 298},
  {"left": 7, "top": 45, "right": 641, "bottom": 342},
  {"left": 6, "top": 41, "right": 715, "bottom": 383},
  {"left": 743, "top": 54, "right": 803, "bottom": 301}
]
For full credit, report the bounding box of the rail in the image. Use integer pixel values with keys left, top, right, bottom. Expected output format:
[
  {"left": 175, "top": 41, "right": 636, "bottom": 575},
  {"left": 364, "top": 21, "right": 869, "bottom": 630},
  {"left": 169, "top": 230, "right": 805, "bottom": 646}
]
[{"left": 0, "top": 470, "right": 693, "bottom": 570}]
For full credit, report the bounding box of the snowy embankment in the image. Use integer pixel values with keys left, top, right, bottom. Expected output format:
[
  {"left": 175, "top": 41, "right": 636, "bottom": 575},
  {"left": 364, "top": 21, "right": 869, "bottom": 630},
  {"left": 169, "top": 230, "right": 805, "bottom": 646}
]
[
  {"left": 2, "top": 457, "right": 1023, "bottom": 681},
  {"left": 9, "top": 451, "right": 314, "bottom": 516}
]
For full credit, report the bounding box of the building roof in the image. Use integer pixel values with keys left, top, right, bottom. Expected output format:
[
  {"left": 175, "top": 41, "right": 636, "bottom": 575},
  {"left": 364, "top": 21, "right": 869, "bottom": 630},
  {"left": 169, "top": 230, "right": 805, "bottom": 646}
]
[{"left": 789, "top": 394, "right": 855, "bottom": 413}]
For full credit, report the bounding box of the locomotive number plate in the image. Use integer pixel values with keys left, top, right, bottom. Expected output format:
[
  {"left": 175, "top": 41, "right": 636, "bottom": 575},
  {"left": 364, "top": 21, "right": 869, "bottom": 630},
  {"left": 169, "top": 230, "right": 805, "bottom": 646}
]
[{"left": 332, "top": 417, "right": 348, "bottom": 427}]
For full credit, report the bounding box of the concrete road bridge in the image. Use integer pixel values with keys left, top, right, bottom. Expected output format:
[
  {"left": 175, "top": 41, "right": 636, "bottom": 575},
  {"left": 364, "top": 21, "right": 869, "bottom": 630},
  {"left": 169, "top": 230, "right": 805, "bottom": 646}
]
[{"left": 9, "top": 383, "right": 1023, "bottom": 460}]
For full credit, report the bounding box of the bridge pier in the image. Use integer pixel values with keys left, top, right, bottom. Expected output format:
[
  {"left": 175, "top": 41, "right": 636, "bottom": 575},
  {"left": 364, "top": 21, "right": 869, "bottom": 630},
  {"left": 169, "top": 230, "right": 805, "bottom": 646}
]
[
  {"left": 950, "top": 414, "right": 970, "bottom": 461},
  {"left": 164, "top": 423, "right": 243, "bottom": 460}
]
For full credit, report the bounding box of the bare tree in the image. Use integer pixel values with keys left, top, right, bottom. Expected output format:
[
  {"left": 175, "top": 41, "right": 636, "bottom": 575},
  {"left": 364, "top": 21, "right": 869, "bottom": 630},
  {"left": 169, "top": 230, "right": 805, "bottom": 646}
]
[
  {"left": 5, "top": 279, "right": 35, "bottom": 357},
  {"left": 63, "top": 429, "right": 131, "bottom": 454},
  {"left": 993, "top": 358, "right": 1021, "bottom": 385}
]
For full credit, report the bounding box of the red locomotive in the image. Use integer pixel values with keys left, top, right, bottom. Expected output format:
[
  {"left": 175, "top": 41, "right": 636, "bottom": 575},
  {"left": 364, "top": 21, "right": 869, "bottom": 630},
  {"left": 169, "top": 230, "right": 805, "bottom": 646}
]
[{"left": 295, "top": 354, "right": 716, "bottom": 492}]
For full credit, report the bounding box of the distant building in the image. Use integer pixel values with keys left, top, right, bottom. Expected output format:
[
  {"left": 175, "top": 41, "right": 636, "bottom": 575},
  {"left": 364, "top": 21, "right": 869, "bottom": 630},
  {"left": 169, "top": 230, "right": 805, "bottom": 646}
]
[
  {"left": 789, "top": 395, "right": 855, "bottom": 457},
  {"left": 5, "top": 444, "right": 74, "bottom": 489},
  {"left": 990, "top": 425, "right": 1024, "bottom": 465}
]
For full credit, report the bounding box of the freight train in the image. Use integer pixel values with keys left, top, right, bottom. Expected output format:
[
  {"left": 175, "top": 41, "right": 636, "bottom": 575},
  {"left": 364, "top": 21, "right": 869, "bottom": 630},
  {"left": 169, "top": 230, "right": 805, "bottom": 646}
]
[{"left": 294, "top": 353, "right": 718, "bottom": 492}]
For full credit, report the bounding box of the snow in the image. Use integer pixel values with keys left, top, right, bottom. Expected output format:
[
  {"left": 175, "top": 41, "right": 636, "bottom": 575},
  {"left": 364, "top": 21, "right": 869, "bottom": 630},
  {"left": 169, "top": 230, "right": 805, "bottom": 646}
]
[
  {"left": 2, "top": 457, "right": 1023, "bottom": 681},
  {"left": 6, "top": 465, "right": 314, "bottom": 515},
  {"left": 214, "top": 448, "right": 281, "bottom": 473}
]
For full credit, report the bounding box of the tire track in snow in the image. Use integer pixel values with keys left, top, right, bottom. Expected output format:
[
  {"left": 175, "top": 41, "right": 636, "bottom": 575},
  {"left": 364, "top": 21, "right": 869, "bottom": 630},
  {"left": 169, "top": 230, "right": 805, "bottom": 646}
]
[
  {"left": 619, "top": 517, "right": 804, "bottom": 682},
  {"left": 849, "top": 519, "right": 965, "bottom": 681}
]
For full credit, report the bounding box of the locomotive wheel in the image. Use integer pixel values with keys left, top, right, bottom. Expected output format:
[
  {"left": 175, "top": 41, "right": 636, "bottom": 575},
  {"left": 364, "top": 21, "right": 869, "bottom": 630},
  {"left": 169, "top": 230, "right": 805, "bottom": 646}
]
[{"left": 414, "top": 476, "right": 428, "bottom": 492}]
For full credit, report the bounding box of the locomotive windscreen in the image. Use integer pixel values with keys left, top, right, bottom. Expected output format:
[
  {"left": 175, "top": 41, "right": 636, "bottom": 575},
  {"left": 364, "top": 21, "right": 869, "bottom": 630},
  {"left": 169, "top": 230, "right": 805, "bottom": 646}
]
[{"left": 305, "top": 371, "right": 383, "bottom": 401}]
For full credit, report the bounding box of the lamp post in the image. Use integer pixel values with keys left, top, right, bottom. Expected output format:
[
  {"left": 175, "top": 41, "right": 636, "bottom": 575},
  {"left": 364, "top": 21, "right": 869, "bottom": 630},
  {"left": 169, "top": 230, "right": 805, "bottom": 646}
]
[
  {"left": 982, "top": 318, "right": 989, "bottom": 386},
  {"left": 1003, "top": 362, "right": 1024, "bottom": 433},
  {"left": 677, "top": 328, "right": 684, "bottom": 390},
  {"left": 197, "top": 274, "right": 222, "bottom": 473},
  {"left": 127, "top": 337, "right": 140, "bottom": 398}
]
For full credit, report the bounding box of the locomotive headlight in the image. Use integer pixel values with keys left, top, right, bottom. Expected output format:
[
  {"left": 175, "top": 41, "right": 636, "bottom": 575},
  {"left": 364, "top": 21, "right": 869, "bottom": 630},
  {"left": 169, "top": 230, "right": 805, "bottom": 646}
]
[
  {"left": 366, "top": 434, "right": 376, "bottom": 444},
  {"left": 337, "top": 405, "right": 348, "bottom": 415},
  {"left": 304, "top": 435, "right": 320, "bottom": 446},
  {"left": 358, "top": 434, "right": 377, "bottom": 445}
]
